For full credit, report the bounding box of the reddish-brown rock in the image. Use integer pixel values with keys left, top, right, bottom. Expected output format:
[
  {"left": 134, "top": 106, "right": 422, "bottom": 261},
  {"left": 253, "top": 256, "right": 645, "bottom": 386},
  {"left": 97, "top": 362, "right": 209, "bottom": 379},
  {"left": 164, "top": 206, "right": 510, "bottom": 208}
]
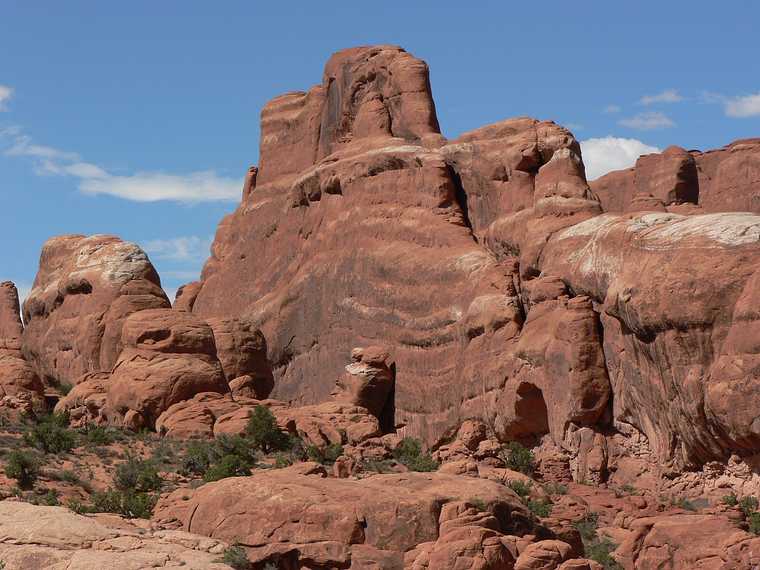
[
  {"left": 0, "top": 282, "right": 44, "bottom": 408},
  {"left": 591, "top": 139, "right": 760, "bottom": 214},
  {"left": 154, "top": 467, "right": 532, "bottom": 568},
  {"left": 22, "top": 235, "right": 170, "bottom": 387},
  {"left": 104, "top": 309, "right": 228, "bottom": 428}
]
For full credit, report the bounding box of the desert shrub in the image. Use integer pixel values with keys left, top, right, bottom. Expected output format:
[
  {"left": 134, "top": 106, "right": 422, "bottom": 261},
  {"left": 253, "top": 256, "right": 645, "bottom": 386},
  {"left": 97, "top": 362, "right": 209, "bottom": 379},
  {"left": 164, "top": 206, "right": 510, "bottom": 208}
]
[
  {"left": 204, "top": 454, "right": 252, "bottom": 482},
  {"left": 572, "top": 512, "right": 600, "bottom": 542},
  {"left": 723, "top": 493, "right": 738, "bottom": 507},
  {"left": 306, "top": 443, "right": 343, "bottom": 465},
  {"left": 90, "top": 489, "right": 158, "bottom": 519},
  {"left": 115, "top": 454, "right": 162, "bottom": 492},
  {"left": 80, "top": 424, "right": 121, "bottom": 446},
  {"left": 393, "top": 437, "right": 439, "bottom": 472},
  {"left": 219, "top": 543, "right": 251, "bottom": 569},
  {"left": 66, "top": 498, "right": 89, "bottom": 514},
  {"left": 180, "top": 435, "right": 257, "bottom": 481},
  {"left": 740, "top": 496, "right": 759, "bottom": 517},
  {"left": 31, "top": 489, "right": 60, "bottom": 506},
  {"left": 360, "top": 459, "right": 394, "bottom": 474},
  {"left": 499, "top": 441, "right": 535, "bottom": 475},
  {"left": 587, "top": 537, "right": 623, "bottom": 569},
  {"left": 544, "top": 482, "right": 568, "bottom": 496},
  {"left": 24, "top": 412, "right": 76, "bottom": 454},
  {"left": 4, "top": 450, "right": 41, "bottom": 488},
  {"left": 468, "top": 498, "right": 487, "bottom": 512},
  {"left": 527, "top": 498, "right": 553, "bottom": 518},
  {"left": 246, "top": 406, "right": 291, "bottom": 453},
  {"left": 508, "top": 479, "right": 532, "bottom": 499},
  {"left": 58, "top": 382, "right": 73, "bottom": 396},
  {"left": 675, "top": 497, "right": 697, "bottom": 511},
  {"left": 748, "top": 512, "right": 760, "bottom": 535}
]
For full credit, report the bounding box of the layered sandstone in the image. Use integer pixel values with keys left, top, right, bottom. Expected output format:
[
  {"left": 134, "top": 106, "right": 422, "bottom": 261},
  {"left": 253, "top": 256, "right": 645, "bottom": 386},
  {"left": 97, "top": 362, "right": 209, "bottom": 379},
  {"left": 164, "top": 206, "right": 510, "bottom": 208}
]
[
  {"left": 591, "top": 139, "right": 760, "bottom": 214},
  {"left": 21, "top": 235, "right": 170, "bottom": 388}
]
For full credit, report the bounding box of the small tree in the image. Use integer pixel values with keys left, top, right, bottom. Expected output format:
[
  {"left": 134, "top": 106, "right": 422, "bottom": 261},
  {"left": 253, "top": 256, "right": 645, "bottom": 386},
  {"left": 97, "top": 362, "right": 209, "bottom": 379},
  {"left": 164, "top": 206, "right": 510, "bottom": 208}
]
[
  {"left": 24, "top": 412, "right": 76, "bottom": 454},
  {"left": 245, "top": 406, "right": 290, "bottom": 453},
  {"left": 5, "top": 450, "right": 40, "bottom": 488}
]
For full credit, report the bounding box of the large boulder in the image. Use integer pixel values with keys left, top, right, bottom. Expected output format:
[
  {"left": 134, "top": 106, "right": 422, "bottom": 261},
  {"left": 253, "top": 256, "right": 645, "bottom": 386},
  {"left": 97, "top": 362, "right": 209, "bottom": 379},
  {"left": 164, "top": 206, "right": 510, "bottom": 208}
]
[
  {"left": 104, "top": 308, "right": 228, "bottom": 429},
  {"left": 154, "top": 467, "right": 534, "bottom": 568},
  {"left": 22, "top": 235, "right": 170, "bottom": 387}
]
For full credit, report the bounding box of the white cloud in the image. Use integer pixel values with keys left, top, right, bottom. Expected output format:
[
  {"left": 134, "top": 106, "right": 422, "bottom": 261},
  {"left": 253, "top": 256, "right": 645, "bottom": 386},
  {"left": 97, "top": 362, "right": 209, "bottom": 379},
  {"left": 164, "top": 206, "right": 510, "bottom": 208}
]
[
  {"left": 142, "top": 236, "right": 213, "bottom": 262},
  {"left": 725, "top": 93, "right": 760, "bottom": 118},
  {"left": 0, "top": 85, "right": 13, "bottom": 111},
  {"left": 1, "top": 128, "right": 241, "bottom": 203},
  {"left": 580, "top": 136, "right": 660, "bottom": 181},
  {"left": 603, "top": 104, "right": 621, "bottom": 114},
  {"left": 618, "top": 111, "right": 675, "bottom": 130},
  {"left": 639, "top": 89, "right": 683, "bottom": 105}
]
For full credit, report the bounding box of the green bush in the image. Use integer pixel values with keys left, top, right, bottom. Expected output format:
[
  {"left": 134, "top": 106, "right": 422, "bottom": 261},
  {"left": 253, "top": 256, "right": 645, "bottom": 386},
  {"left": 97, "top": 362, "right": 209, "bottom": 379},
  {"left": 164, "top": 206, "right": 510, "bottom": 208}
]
[
  {"left": 499, "top": 441, "right": 535, "bottom": 475},
  {"left": 740, "top": 496, "right": 759, "bottom": 517},
  {"left": 748, "top": 512, "right": 760, "bottom": 535},
  {"left": 572, "top": 512, "right": 600, "bottom": 543},
  {"left": 675, "top": 497, "right": 697, "bottom": 512},
  {"left": 219, "top": 543, "right": 251, "bottom": 569},
  {"left": 180, "top": 435, "right": 257, "bottom": 481},
  {"left": 24, "top": 413, "right": 76, "bottom": 454},
  {"left": 115, "top": 455, "right": 162, "bottom": 493},
  {"left": 544, "top": 482, "right": 568, "bottom": 496},
  {"left": 393, "top": 437, "right": 439, "bottom": 472},
  {"left": 4, "top": 450, "right": 41, "bottom": 488},
  {"left": 306, "top": 443, "right": 344, "bottom": 465},
  {"left": 360, "top": 459, "right": 394, "bottom": 473},
  {"left": 586, "top": 537, "right": 623, "bottom": 570},
  {"left": 80, "top": 425, "right": 120, "bottom": 446},
  {"left": 723, "top": 493, "right": 738, "bottom": 507},
  {"left": 90, "top": 489, "right": 158, "bottom": 519},
  {"left": 32, "top": 489, "right": 60, "bottom": 506},
  {"left": 468, "top": 498, "right": 487, "bottom": 512},
  {"left": 527, "top": 498, "right": 553, "bottom": 518},
  {"left": 508, "top": 479, "right": 532, "bottom": 499},
  {"left": 245, "top": 406, "right": 291, "bottom": 453}
]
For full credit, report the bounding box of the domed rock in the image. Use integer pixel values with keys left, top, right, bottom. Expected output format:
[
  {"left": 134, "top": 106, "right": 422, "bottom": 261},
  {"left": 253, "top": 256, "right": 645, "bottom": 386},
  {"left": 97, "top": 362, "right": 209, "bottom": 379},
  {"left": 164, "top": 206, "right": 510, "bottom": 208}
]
[
  {"left": 105, "top": 308, "right": 227, "bottom": 429},
  {"left": 21, "top": 235, "right": 170, "bottom": 388}
]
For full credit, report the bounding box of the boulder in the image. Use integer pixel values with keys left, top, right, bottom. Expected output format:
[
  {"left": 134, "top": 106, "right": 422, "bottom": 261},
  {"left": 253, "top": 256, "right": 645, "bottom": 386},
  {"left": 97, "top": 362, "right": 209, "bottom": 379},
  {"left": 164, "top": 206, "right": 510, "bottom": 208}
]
[
  {"left": 104, "top": 309, "right": 227, "bottom": 428},
  {"left": 154, "top": 468, "right": 531, "bottom": 568},
  {"left": 21, "top": 235, "right": 170, "bottom": 387}
]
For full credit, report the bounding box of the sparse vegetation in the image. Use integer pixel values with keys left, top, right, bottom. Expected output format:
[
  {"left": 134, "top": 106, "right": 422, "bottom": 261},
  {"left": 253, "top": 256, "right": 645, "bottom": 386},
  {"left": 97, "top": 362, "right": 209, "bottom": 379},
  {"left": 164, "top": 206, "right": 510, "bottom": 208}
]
[
  {"left": 359, "top": 459, "right": 394, "bottom": 473},
  {"left": 245, "top": 406, "right": 291, "bottom": 453},
  {"left": 115, "top": 454, "right": 162, "bottom": 492},
  {"left": 675, "top": 497, "right": 697, "bottom": 511},
  {"left": 543, "top": 482, "right": 568, "bottom": 496},
  {"left": 4, "top": 450, "right": 41, "bottom": 488},
  {"left": 393, "top": 437, "right": 438, "bottom": 472},
  {"left": 468, "top": 497, "right": 487, "bottom": 512},
  {"left": 740, "top": 496, "right": 759, "bottom": 517},
  {"left": 80, "top": 424, "right": 121, "bottom": 447},
  {"left": 508, "top": 479, "right": 532, "bottom": 499},
  {"left": 306, "top": 443, "right": 343, "bottom": 465},
  {"left": 572, "top": 512, "right": 622, "bottom": 569},
  {"left": 179, "top": 435, "right": 257, "bottom": 481},
  {"left": 499, "top": 441, "right": 535, "bottom": 476},
  {"left": 23, "top": 412, "right": 76, "bottom": 454},
  {"left": 219, "top": 543, "right": 252, "bottom": 569},
  {"left": 88, "top": 488, "right": 158, "bottom": 519},
  {"left": 527, "top": 497, "right": 553, "bottom": 518},
  {"left": 723, "top": 493, "right": 738, "bottom": 507}
]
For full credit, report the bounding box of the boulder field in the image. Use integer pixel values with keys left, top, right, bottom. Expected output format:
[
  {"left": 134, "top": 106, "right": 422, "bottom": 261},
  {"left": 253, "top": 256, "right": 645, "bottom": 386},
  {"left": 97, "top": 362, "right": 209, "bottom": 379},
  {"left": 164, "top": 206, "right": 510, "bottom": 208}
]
[{"left": 1, "top": 45, "right": 760, "bottom": 569}]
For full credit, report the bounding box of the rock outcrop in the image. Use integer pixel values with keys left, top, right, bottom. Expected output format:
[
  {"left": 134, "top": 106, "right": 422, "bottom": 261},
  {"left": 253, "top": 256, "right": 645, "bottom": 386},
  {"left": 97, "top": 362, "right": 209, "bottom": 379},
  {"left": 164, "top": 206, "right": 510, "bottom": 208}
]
[
  {"left": 22, "top": 235, "right": 170, "bottom": 388},
  {"left": 0, "top": 501, "right": 231, "bottom": 569},
  {"left": 0, "top": 282, "right": 44, "bottom": 410},
  {"left": 591, "top": 139, "right": 760, "bottom": 214}
]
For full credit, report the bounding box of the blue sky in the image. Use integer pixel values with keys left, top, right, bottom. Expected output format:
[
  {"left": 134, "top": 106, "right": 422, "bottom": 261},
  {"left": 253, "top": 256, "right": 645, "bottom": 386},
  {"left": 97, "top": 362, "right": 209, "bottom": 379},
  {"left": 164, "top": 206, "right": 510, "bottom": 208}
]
[{"left": 2, "top": 1, "right": 759, "bottom": 302}]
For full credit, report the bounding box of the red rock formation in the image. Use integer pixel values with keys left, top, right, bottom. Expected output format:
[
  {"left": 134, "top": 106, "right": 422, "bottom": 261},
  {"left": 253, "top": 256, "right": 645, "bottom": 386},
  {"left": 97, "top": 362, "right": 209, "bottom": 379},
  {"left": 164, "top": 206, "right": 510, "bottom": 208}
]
[
  {"left": 591, "top": 139, "right": 760, "bottom": 214},
  {"left": 22, "top": 235, "right": 170, "bottom": 387},
  {"left": 0, "top": 282, "right": 44, "bottom": 409},
  {"left": 104, "top": 309, "right": 228, "bottom": 429}
]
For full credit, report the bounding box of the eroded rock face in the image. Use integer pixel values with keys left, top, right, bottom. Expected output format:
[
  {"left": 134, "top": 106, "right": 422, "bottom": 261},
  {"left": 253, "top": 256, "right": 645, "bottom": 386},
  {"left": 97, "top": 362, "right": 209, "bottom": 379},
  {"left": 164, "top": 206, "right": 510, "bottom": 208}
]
[
  {"left": 0, "top": 282, "right": 44, "bottom": 409},
  {"left": 103, "top": 309, "right": 228, "bottom": 429},
  {"left": 22, "top": 235, "right": 170, "bottom": 387},
  {"left": 591, "top": 139, "right": 760, "bottom": 214},
  {"left": 154, "top": 467, "right": 534, "bottom": 568}
]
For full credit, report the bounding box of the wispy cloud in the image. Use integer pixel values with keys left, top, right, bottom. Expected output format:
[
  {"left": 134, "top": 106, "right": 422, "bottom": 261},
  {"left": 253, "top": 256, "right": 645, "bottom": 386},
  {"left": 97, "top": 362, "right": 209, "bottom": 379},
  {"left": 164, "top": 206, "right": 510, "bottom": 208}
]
[
  {"left": 142, "top": 236, "right": 212, "bottom": 262},
  {"left": 618, "top": 111, "right": 675, "bottom": 130},
  {"left": 603, "top": 104, "right": 621, "bottom": 114},
  {"left": 639, "top": 89, "right": 683, "bottom": 105},
  {"left": 0, "top": 128, "right": 242, "bottom": 203},
  {"left": 580, "top": 136, "right": 660, "bottom": 180},
  {"left": 701, "top": 91, "right": 760, "bottom": 118},
  {"left": 0, "top": 85, "right": 13, "bottom": 111}
]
